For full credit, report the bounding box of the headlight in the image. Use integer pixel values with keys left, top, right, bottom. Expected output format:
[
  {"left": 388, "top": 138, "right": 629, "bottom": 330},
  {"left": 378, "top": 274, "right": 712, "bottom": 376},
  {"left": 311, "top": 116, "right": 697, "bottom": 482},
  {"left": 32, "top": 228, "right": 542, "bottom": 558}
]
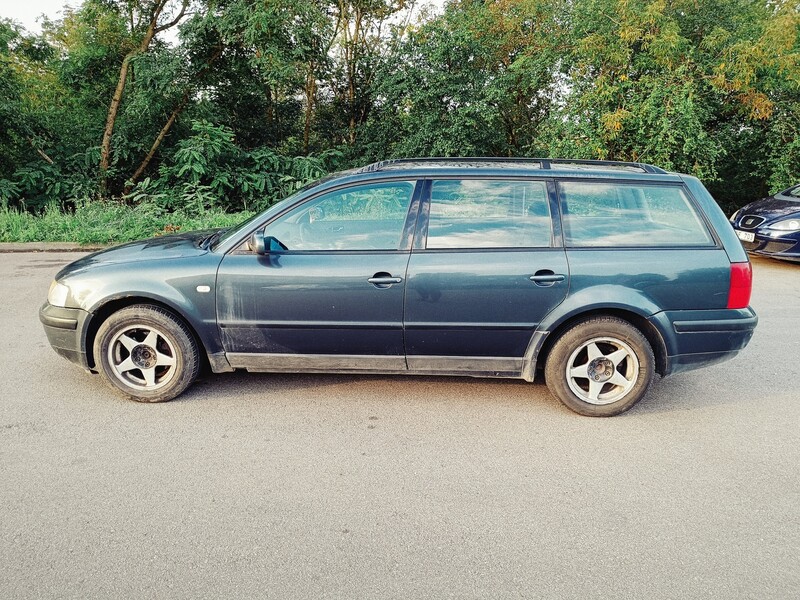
[
  {"left": 730, "top": 209, "right": 741, "bottom": 222},
  {"left": 768, "top": 218, "right": 800, "bottom": 231},
  {"left": 48, "top": 281, "right": 70, "bottom": 307}
]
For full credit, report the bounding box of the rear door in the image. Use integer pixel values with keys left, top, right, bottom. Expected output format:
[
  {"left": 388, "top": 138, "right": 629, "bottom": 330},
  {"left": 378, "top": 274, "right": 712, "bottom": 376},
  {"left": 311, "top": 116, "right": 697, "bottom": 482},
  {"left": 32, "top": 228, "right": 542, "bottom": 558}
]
[{"left": 403, "top": 178, "right": 569, "bottom": 374}]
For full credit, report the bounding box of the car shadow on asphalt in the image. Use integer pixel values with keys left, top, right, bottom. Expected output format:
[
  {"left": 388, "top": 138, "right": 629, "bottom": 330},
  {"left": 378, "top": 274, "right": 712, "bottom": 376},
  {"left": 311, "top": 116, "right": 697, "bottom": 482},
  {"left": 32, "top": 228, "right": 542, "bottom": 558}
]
[
  {"left": 185, "top": 368, "right": 747, "bottom": 417},
  {"left": 188, "top": 370, "right": 566, "bottom": 411},
  {"left": 47, "top": 351, "right": 752, "bottom": 417}
]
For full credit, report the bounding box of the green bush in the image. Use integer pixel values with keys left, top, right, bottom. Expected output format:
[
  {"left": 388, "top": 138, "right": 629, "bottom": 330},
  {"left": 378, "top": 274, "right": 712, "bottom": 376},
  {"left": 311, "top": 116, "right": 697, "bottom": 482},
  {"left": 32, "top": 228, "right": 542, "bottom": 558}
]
[
  {"left": 0, "top": 200, "right": 253, "bottom": 244},
  {"left": 122, "top": 120, "right": 336, "bottom": 213}
]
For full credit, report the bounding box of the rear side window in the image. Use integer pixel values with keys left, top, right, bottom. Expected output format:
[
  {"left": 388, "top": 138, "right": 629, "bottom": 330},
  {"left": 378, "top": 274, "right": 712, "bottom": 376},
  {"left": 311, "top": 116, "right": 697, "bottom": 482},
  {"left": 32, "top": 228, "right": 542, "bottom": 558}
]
[
  {"left": 426, "top": 179, "right": 551, "bottom": 249},
  {"left": 559, "top": 182, "right": 714, "bottom": 247}
]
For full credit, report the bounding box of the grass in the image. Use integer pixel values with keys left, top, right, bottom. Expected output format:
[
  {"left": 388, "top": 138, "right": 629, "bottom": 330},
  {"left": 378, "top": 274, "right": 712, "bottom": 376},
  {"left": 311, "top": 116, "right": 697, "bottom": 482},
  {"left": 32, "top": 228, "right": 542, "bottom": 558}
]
[{"left": 0, "top": 201, "right": 254, "bottom": 245}]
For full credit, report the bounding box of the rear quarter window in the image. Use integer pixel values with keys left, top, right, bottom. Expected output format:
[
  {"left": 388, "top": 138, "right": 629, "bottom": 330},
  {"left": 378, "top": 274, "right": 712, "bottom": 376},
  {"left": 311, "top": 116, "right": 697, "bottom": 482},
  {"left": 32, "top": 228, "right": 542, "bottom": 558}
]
[{"left": 559, "top": 181, "right": 715, "bottom": 247}]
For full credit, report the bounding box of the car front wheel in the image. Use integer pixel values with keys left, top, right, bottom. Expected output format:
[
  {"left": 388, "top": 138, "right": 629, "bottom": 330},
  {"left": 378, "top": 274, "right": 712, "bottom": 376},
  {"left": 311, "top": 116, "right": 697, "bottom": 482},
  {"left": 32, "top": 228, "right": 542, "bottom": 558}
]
[
  {"left": 544, "top": 316, "right": 655, "bottom": 416},
  {"left": 94, "top": 305, "right": 200, "bottom": 402}
]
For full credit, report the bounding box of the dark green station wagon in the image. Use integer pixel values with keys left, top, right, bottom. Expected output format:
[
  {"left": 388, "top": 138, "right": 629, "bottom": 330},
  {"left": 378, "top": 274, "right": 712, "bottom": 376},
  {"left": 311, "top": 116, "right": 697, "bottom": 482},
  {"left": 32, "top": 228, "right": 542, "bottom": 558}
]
[{"left": 40, "top": 158, "right": 757, "bottom": 416}]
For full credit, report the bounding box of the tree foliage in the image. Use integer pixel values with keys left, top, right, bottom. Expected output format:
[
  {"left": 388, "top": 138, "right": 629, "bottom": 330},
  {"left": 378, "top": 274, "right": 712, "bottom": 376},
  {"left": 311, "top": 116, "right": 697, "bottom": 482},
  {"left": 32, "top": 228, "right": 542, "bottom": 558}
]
[{"left": 0, "top": 0, "right": 798, "bottom": 218}]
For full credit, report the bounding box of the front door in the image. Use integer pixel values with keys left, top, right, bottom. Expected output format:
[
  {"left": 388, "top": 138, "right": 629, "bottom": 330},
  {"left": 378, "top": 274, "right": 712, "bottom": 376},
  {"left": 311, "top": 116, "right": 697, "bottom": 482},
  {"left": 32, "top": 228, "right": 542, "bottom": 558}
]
[{"left": 216, "top": 180, "right": 419, "bottom": 371}]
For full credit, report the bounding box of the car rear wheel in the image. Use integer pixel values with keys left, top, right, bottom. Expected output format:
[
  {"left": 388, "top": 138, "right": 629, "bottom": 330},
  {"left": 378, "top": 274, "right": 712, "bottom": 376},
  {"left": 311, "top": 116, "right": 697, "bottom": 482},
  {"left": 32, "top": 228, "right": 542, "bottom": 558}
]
[
  {"left": 94, "top": 305, "right": 199, "bottom": 403},
  {"left": 544, "top": 316, "right": 655, "bottom": 416}
]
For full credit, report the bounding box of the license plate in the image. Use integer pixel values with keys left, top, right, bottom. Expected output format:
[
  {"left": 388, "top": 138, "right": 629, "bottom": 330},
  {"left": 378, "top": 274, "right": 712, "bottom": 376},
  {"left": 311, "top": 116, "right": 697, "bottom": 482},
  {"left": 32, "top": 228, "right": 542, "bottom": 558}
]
[{"left": 736, "top": 230, "right": 755, "bottom": 243}]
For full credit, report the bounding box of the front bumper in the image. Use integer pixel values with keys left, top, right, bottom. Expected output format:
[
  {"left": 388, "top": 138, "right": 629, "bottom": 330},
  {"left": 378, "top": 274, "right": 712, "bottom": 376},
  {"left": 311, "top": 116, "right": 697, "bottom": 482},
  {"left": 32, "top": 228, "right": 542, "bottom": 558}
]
[
  {"left": 649, "top": 307, "right": 758, "bottom": 376},
  {"left": 39, "top": 303, "right": 92, "bottom": 370},
  {"left": 736, "top": 230, "right": 800, "bottom": 262}
]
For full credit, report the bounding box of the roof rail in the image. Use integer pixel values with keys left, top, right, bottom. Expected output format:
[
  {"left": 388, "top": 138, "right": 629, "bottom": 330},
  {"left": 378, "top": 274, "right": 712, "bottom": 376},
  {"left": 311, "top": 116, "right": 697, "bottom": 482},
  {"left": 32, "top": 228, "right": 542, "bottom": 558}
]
[
  {"left": 543, "top": 159, "right": 667, "bottom": 174},
  {"left": 359, "top": 157, "right": 668, "bottom": 174}
]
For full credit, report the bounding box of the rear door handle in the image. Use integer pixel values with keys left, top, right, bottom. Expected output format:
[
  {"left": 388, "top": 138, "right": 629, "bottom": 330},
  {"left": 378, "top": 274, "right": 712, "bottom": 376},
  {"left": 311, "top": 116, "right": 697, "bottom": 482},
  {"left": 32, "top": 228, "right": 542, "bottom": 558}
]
[{"left": 529, "top": 271, "right": 566, "bottom": 286}]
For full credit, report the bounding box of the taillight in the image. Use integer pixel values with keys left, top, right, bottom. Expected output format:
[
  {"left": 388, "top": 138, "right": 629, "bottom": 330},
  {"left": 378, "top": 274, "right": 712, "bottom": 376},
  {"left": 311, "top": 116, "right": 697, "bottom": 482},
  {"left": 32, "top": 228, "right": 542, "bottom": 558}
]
[{"left": 727, "top": 262, "right": 752, "bottom": 309}]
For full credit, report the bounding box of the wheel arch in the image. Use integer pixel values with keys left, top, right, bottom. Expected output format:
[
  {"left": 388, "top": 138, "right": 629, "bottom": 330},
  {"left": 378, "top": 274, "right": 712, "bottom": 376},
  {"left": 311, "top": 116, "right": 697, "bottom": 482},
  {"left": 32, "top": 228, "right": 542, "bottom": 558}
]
[
  {"left": 84, "top": 296, "right": 208, "bottom": 372},
  {"left": 535, "top": 308, "right": 668, "bottom": 378}
]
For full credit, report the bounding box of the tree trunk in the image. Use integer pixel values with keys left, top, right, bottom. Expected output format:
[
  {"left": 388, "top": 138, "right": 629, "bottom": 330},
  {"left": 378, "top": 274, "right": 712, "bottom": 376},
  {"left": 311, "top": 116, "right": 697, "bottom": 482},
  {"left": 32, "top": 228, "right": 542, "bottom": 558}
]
[
  {"left": 98, "top": 0, "right": 187, "bottom": 195},
  {"left": 126, "top": 45, "right": 223, "bottom": 192},
  {"left": 303, "top": 65, "right": 317, "bottom": 153},
  {"left": 99, "top": 52, "right": 137, "bottom": 194},
  {"left": 125, "top": 93, "right": 190, "bottom": 193}
]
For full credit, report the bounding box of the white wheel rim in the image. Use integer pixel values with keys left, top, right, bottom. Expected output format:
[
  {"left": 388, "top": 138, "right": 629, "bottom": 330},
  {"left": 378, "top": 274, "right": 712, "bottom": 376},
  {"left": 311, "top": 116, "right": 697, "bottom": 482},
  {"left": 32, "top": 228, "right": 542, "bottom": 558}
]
[
  {"left": 107, "top": 323, "right": 178, "bottom": 391},
  {"left": 565, "top": 336, "right": 639, "bottom": 405}
]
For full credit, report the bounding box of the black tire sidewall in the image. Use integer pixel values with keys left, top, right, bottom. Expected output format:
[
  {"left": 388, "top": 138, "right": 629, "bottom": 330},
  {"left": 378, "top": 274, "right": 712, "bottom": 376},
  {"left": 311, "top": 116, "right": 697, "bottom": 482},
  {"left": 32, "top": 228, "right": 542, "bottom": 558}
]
[
  {"left": 94, "top": 305, "right": 199, "bottom": 403},
  {"left": 545, "top": 317, "right": 655, "bottom": 417}
]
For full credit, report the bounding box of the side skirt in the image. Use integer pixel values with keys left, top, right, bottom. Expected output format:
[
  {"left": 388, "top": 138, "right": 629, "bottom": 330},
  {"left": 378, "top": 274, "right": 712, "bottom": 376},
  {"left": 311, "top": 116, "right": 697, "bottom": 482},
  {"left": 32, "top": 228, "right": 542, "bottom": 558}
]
[{"left": 225, "top": 353, "right": 526, "bottom": 379}]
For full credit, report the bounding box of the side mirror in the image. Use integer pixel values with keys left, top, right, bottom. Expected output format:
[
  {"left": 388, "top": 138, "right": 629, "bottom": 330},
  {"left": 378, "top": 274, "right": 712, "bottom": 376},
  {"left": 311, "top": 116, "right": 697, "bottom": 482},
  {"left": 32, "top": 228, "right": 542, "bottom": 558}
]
[
  {"left": 249, "top": 230, "right": 267, "bottom": 255},
  {"left": 249, "top": 230, "right": 288, "bottom": 255}
]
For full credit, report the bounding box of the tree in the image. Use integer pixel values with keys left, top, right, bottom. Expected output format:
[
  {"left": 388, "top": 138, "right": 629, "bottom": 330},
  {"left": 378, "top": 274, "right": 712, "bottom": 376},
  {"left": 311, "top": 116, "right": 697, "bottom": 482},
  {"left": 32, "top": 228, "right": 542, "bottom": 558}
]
[
  {"left": 359, "top": 0, "right": 566, "bottom": 159},
  {"left": 316, "top": 0, "right": 409, "bottom": 149},
  {"left": 542, "top": 0, "right": 800, "bottom": 200},
  {"left": 1, "top": 0, "right": 798, "bottom": 214},
  {"left": 98, "top": 0, "right": 189, "bottom": 192}
]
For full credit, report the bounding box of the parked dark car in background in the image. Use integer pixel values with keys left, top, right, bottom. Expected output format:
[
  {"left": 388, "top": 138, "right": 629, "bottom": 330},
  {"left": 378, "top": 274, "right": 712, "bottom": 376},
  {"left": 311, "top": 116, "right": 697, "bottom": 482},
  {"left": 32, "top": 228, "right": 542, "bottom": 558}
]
[
  {"left": 40, "top": 158, "right": 757, "bottom": 416},
  {"left": 730, "top": 184, "right": 800, "bottom": 262}
]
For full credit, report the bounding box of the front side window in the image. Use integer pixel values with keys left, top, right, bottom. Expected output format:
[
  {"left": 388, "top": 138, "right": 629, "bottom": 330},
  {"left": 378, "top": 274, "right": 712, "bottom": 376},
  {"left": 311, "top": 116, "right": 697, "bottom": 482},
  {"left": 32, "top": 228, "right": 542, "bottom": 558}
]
[
  {"left": 426, "top": 179, "right": 551, "bottom": 249},
  {"left": 265, "top": 181, "right": 415, "bottom": 251},
  {"left": 559, "top": 181, "right": 714, "bottom": 247}
]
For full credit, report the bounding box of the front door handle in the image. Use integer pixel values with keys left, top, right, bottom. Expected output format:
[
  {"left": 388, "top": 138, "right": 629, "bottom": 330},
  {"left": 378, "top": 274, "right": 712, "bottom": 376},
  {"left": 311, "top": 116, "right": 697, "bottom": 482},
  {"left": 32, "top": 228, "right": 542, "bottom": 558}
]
[{"left": 368, "top": 272, "right": 403, "bottom": 288}]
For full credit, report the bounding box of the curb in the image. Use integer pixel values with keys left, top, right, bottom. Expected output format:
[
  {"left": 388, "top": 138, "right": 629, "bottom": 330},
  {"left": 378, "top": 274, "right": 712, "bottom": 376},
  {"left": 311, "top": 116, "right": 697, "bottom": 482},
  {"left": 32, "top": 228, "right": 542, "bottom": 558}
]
[{"left": 0, "top": 242, "right": 107, "bottom": 253}]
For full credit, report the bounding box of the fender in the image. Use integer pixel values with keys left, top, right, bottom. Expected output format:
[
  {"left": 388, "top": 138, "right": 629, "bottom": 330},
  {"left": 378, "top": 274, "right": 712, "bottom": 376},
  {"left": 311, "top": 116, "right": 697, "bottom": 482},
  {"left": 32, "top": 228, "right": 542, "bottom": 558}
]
[
  {"left": 521, "top": 284, "right": 667, "bottom": 381},
  {"left": 61, "top": 254, "right": 227, "bottom": 362}
]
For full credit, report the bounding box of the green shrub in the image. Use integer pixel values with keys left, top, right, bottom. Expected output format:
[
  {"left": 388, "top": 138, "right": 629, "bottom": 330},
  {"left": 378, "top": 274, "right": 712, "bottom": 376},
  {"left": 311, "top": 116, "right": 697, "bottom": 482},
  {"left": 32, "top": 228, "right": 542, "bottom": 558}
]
[{"left": 0, "top": 200, "right": 253, "bottom": 244}]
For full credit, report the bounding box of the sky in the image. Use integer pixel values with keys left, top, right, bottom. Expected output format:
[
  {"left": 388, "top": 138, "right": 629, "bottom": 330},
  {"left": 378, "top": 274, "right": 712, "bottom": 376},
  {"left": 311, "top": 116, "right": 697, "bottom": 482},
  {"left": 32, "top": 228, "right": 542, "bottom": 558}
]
[
  {"left": 3, "top": 0, "right": 446, "bottom": 34},
  {"left": 2, "top": 0, "right": 74, "bottom": 32}
]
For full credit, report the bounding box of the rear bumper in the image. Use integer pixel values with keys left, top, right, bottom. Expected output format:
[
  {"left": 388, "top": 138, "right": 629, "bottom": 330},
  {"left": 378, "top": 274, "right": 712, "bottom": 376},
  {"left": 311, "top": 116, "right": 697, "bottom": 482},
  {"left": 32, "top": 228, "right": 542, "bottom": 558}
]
[
  {"left": 649, "top": 307, "right": 758, "bottom": 376},
  {"left": 39, "top": 303, "right": 92, "bottom": 370}
]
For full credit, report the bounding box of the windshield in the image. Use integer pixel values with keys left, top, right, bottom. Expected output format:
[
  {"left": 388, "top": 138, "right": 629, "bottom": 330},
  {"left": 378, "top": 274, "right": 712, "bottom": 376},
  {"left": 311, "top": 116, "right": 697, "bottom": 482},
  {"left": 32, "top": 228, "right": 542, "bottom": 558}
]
[{"left": 786, "top": 185, "right": 800, "bottom": 199}]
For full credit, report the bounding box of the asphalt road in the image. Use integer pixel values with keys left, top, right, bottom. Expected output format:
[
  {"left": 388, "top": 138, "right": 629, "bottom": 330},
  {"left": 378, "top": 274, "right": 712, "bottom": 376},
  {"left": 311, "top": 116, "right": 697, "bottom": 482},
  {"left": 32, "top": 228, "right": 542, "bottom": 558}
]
[{"left": 1, "top": 252, "right": 798, "bottom": 599}]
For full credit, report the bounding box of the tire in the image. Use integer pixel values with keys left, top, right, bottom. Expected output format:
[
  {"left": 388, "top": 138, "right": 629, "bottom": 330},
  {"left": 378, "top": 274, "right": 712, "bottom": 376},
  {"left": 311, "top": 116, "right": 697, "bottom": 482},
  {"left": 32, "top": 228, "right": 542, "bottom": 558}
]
[
  {"left": 544, "top": 316, "right": 655, "bottom": 417},
  {"left": 94, "top": 305, "right": 200, "bottom": 403}
]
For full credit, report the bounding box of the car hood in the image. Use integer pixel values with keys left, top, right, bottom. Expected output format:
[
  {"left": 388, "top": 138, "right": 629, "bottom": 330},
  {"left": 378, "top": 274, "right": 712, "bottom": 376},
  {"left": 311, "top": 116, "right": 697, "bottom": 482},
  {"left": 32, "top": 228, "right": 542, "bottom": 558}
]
[
  {"left": 738, "top": 197, "right": 800, "bottom": 221},
  {"left": 56, "top": 229, "right": 220, "bottom": 278}
]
